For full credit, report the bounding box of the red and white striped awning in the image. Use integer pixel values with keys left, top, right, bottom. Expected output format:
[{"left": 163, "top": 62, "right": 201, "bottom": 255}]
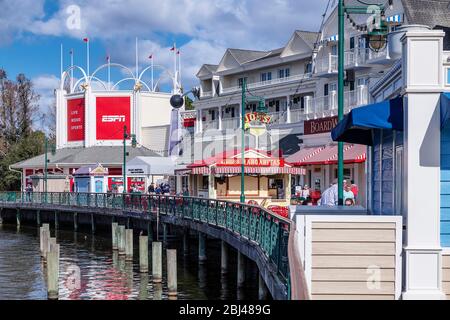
[
  {"left": 191, "top": 167, "right": 211, "bottom": 175},
  {"left": 295, "top": 144, "right": 367, "bottom": 166},
  {"left": 213, "top": 167, "right": 306, "bottom": 175},
  {"left": 286, "top": 146, "right": 326, "bottom": 165}
]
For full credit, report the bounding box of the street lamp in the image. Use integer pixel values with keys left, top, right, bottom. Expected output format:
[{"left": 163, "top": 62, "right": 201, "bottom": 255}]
[
  {"left": 123, "top": 125, "right": 137, "bottom": 194},
  {"left": 44, "top": 137, "right": 56, "bottom": 202},
  {"left": 337, "top": 0, "right": 388, "bottom": 205}
]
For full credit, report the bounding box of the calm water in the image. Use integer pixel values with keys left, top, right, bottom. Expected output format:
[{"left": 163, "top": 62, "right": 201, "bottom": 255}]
[{"left": 0, "top": 224, "right": 259, "bottom": 300}]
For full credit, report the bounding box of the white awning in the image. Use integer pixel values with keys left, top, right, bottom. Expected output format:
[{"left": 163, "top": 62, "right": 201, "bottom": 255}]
[{"left": 126, "top": 157, "right": 175, "bottom": 176}]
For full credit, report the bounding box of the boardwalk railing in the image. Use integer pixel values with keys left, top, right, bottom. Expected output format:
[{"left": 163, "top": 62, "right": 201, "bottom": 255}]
[{"left": 0, "top": 191, "right": 291, "bottom": 296}]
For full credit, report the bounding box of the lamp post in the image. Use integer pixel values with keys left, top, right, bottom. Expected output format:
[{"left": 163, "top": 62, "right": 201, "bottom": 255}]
[
  {"left": 43, "top": 137, "right": 56, "bottom": 202},
  {"left": 240, "top": 78, "right": 246, "bottom": 203},
  {"left": 123, "top": 125, "right": 128, "bottom": 194},
  {"left": 336, "top": 0, "right": 388, "bottom": 205}
]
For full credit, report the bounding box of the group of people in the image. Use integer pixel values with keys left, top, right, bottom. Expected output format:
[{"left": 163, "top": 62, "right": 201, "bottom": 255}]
[
  {"left": 147, "top": 182, "right": 171, "bottom": 195},
  {"left": 319, "top": 179, "right": 359, "bottom": 207}
]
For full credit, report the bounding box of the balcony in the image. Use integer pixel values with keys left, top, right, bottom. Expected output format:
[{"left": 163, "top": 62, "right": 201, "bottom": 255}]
[
  {"left": 221, "top": 73, "right": 312, "bottom": 95},
  {"left": 200, "top": 90, "right": 213, "bottom": 98}
]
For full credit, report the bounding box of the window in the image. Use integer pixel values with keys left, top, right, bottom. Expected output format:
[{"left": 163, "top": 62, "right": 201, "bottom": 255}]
[
  {"left": 324, "top": 83, "right": 329, "bottom": 96},
  {"left": 331, "top": 45, "right": 337, "bottom": 55},
  {"left": 357, "top": 78, "right": 368, "bottom": 87},
  {"left": 238, "top": 77, "right": 247, "bottom": 88},
  {"left": 349, "top": 81, "right": 355, "bottom": 91},
  {"left": 201, "top": 176, "right": 209, "bottom": 190},
  {"left": 330, "top": 83, "right": 337, "bottom": 92},
  {"left": 395, "top": 146, "right": 404, "bottom": 216},
  {"left": 305, "top": 62, "right": 312, "bottom": 74},
  {"left": 350, "top": 37, "right": 355, "bottom": 50},
  {"left": 260, "top": 72, "right": 272, "bottom": 82},
  {"left": 447, "top": 68, "right": 450, "bottom": 85},
  {"left": 278, "top": 68, "right": 290, "bottom": 79},
  {"left": 211, "top": 110, "right": 215, "bottom": 121}
]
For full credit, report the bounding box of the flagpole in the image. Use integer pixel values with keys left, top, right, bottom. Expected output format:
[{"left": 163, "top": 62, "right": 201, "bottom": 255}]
[
  {"left": 178, "top": 50, "right": 181, "bottom": 90},
  {"left": 151, "top": 55, "right": 154, "bottom": 92},
  {"left": 60, "top": 44, "right": 64, "bottom": 80},
  {"left": 173, "top": 42, "right": 177, "bottom": 92},
  {"left": 70, "top": 49, "right": 74, "bottom": 93},
  {"left": 86, "top": 38, "right": 90, "bottom": 79},
  {"left": 108, "top": 54, "right": 111, "bottom": 91},
  {"left": 135, "top": 37, "right": 139, "bottom": 78}
]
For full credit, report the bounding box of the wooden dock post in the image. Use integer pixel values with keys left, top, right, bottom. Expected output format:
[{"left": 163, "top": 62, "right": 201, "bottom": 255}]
[
  {"left": 221, "top": 240, "right": 228, "bottom": 274},
  {"left": 112, "top": 222, "right": 118, "bottom": 250},
  {"left": 152, "top": 242, "right": 162, "bottom": 283},
  {"left": 41, "top": 225, "right": 50, "bottom": 259},
  {"left": 237, "top": 252, "right": 245, "bottom": 288},
  {"left": 125, "top": 229, "right": 133, "bottom": 261},
  {"left": 47, "top": 242, "right": 60, "bottom": 300},
  {"left": 198, "top": 232, "right": 207, "bottom": 264},
  {"left": 258, "top": 272, "right": 268, "bottom": 300},
  {"left": 118, "top": 225, "right": 126, "bottom": 255},
  {"left": 167, "top": 249, "right": 177, "bottom": 298},
  {"left": 139, "top": 235, "right": 149, "bottom": 273}
]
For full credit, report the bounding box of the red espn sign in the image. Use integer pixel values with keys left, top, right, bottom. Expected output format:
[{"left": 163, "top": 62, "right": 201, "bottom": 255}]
[
  {"left": 67, "top": 98, "right": 85, "bottom": 142},
  {"left": 96, "top": 97, "right": 131, "bottom": 140},
  {"left": 217, "top": 158, "right": 285, "bottom": 167}
]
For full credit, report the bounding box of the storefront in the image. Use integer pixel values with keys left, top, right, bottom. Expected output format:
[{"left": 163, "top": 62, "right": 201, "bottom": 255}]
[
  {"left": 73, "top": 164, "right": 109, "bottom": 193},
  {"left": 186, "top": 149, "right": 305, "bottom": 206},
  {"left": 125, "top": 156, "right": 175, "bottom": 193}
]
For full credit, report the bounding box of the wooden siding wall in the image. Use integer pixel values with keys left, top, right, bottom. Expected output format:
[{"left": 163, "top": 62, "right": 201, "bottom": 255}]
[
  {"left": 309, "top": 220, "right": 399, "bottom": 300},
  {"left": 443, "top": 254, "right": 450, "bottom": 299},
  {"left": 441, "top": 126, "right": 450, "bottom": 247}
]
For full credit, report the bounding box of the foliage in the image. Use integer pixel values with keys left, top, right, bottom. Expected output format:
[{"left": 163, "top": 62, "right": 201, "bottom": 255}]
[
  {"left": 0, "top": 69, "right": 44, "bottom": 191},
  {"left": 184, "top": 96, "right": 194, "bottom": 110}
]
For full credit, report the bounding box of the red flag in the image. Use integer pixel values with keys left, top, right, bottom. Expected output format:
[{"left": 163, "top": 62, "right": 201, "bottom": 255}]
[
  {"left": 83, "top": 38, "right": 89, "bottom": 42},
  {"left": 170, "top": 46, "right": 175, "bottom": 51},
  {"left": 148, "top": 54, "right": 153, "bottom": 59},
  {"left": 177, "top": 50, "right": 180, "bottom": 55},
  {"left": 106, "top": 55, "right": 110, "bottom": 62}
]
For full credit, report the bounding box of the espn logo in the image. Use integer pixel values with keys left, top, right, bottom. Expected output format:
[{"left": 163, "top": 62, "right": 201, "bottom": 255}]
[{"left": 102, "top": 115, "right": 126, "bottom": 123}]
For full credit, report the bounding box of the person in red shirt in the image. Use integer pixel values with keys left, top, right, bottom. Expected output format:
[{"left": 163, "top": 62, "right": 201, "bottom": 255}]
[{"left": 351, "top": 180, "right": 359, "bottom": 202}]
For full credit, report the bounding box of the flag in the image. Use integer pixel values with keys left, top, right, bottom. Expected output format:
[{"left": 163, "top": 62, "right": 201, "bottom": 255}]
[
  {"left": 148, "top": 54, "right": 153, "bottom": 59},
  {"left": 177, "top": 50, "right": 180, "bottom": 55},
  {"left": 83, "top": 38, "right": 89, "bottom": 42},
  {"left": 170, "top": 46, "right": 175, "bottom": 51},
  {"left": 69, "top": 49, "right": 73, "bottom": 55},
  {"left": 106, "top": 55, "right": 110, "bottom": 62}
]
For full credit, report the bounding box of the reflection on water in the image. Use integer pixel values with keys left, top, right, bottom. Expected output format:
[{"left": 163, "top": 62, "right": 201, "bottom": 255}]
[{"left": 0, "top": 224, "right": 259, "bottom": 300}]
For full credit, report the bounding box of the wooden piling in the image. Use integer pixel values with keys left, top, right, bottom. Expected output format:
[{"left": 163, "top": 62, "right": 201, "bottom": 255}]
[
  {"left": 139, "top": 236, "right": 149, "bottom": 273},
  {"left": 152, "top": 242, "right": 162, "bottom": 283},
  {"left": 118, "top": 225, "right": 126, "bottom": 255},
  {"left": 47, "top": 243, "right": 60, "bottom": 300},
  {"left": 221, "top": 240, "right": 228, "bottom": 274},
  {"left": 198, "top": 232, "right": 207, "bottom": 263},
  {"left": 41, "top": 228, "right": 50, "bottom": 259},
  {"left": 237, "top": 252, "right": 245, "bottom": 288},
  {"left": 112, "top": 222, "right": 118, "bottom": 250},
  {"left": 125, "top": 229, "right": 133, "bottom": 261},
  {"left": 167, "top": 249, "right": 177, "bottom": 297}
]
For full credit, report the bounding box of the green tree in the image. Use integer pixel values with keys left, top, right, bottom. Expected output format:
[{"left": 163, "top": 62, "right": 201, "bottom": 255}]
[{"left": 184, "top": 96, "right": 194, "bottom": 110}]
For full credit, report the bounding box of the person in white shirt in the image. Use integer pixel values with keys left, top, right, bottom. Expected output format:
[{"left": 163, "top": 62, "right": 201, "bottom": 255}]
[{"left": 319, "top": 179, "right": 347, "bottom": 206}]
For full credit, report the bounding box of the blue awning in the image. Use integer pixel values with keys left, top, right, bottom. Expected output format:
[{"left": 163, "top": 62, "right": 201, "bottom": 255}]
[
  {"left": 441, "top": 92, "right": 450, "bottom": 129},
  {"left": 331, "top": 97, "right": 404, "bottom": 146}
]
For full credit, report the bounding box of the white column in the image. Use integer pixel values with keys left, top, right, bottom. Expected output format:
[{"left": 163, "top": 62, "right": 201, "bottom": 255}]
[
  {"left": 401, "top": 29, "right": 446, "bottom": 300},
  {"left": 239, "top": 103, "right": 243, "bottom": 129},
  {"left": 286, "top": 96, "right": 291, "bottom": 123},
  {"left": 84, "top": 87, "right": 96, "bottom": 148},
  {"left": 212, "top": 79, "right": 216, "bottom": 97},
  {"left": 218, "top": 106, "right": 223, "bottom": 131},
  {"left": 55, "top": 89, "right": 67, "bottom": 149}
]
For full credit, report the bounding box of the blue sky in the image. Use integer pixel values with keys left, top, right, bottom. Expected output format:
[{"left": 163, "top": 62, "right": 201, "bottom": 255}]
[{"left": 0, "top": 0, "right": 331, "bottom": 126}]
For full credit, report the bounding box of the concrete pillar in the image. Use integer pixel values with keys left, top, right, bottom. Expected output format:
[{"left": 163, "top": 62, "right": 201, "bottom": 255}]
[
  {"left": 139, "top": 235, "right": 149, "bottom": 273},
  {"left": 167, "top": 249, "right": 177, "bottom": 298},
  {"left": 47, "top": 243, "right": 60, "bottom": 300},
  {"left": 221, "top": 240, "right": 228, "bottom": 274},
  {"left": 401, "top": 28, "right": 446, "bottom": 300},
  {"left": 125, "top": 229, "right": 133, "bottom": 261},
  {"left": 198, "top": 232, "right": 207, "bottom": 263},
  {"left": 139, "top": 273, "right": 149, "bottom": 300},
  {"left": 112, "top": 222, "right": 118, "bottom": 250},
  {"left": 237, "top": 252, "right": 245, "bottom": 288},
  {"left": 118, "top": 226, "right": 126, "bottom": 255},
  {"left": 152, "top": 242, "right": 162, "bottom": 283},
  {"left": 73, "top": 212, "right": 78, "bottom": 232},
  {"left": 153, "top": 283, "right": 163, "bottom": 300},
  {"left": 286, "top": 96, "right": 291, "bottom": 123},
  {"left": 258, "top": 272, "right": 268, "bottom": 300},
  {"left": 218, "top": 106, "right": 223, "bottom": 130},
  {"left": 41, "top": 226, "right": 50, "bottom": 259}
]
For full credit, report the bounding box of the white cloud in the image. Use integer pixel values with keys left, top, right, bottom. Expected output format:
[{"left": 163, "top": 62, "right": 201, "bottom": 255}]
[
  {"left": 33, "top": 74, "right": 58, "bottom": 111},
  {"left": 6, "top": 0, "right": 330, "bottom": 91}
]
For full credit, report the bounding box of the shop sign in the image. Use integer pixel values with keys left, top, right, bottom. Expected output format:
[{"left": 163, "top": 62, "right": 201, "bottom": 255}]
[
  {"left": 217, "top": 158, "right": 285, "bottom": 167},
  {"left": 304, "top": 116, "right": 338, "bottom": 135},
  {"left": 67, "top": 98, "right": 85, "bottom": 142},
  {"left": 244, "top": 112, "right": 272, "bottom": 125},
  {"left": 127, "top": 166, "right": 147, "bottom": 175},
  {"left": 96, "top": 97, "right": 131, "bottom": 140}
]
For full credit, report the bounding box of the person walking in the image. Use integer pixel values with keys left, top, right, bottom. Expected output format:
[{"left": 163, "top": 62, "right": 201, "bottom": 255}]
[{"left": 319, "top": 179, "right": 339, "bottom": 206}]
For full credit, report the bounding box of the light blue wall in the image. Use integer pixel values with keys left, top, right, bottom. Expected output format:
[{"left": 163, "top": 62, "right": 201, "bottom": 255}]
[{"left": 441, "top": 125, "right": 450, "bottom": 247}]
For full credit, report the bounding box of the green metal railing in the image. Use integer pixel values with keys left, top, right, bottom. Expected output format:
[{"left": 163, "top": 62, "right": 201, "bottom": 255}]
[{"left": 0, "top": 191, "right": 291, "bottom": 294}]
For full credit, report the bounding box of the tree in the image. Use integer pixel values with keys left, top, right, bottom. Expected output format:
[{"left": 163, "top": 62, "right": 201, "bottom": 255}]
[
  {"left": 184, "top": 96, "right": 194, "bottom": 110},
  {"left": 16, "top": 73, "right": 40, "bottom": 137}
]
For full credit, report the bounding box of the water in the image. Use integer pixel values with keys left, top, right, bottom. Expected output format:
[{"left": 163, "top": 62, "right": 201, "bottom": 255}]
[{"left": 0, "top": 224, "right": 260, "bottom": 300}]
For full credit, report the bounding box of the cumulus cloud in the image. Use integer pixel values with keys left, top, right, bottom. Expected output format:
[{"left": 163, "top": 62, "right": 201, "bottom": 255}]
[{"left": 5, "top": 0, "right": 330, "bottom": 91}]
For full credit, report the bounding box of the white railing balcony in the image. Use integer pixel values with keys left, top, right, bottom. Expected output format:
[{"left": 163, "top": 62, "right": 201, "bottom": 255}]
[
  {"left": 360, "top": 47, "right": 390, "bottom": 63},
  {"left": 200, "top": 91, "right": 213, "bottom": 98},
  {"left": 220, "top": 73, "right": 312, "bottom": 95},
  {"left": 222, "top": 118, "right": 240, "bottom": 130},
  {"left": 267, "top": 111, "right": 288, "bottom": 125},
  {"left": 315, "top": 54, "right": 338, "bottom": 74}
]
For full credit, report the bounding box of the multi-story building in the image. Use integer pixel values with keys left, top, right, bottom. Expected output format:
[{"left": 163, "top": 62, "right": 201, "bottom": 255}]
[{"left": 178, "top": 0, "right": 416, "bottom": 204}]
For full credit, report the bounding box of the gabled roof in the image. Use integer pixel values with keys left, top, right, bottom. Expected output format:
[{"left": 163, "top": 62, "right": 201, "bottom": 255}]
[
  {"left": 402, "top": 0, "right": 450, "bottom": 28},
  {"left": 295, "top": 30, "right": 320, "bottom": 50},
  {"left": 228, "top": 48, "right": 270, "bottom": 65},
  {"left": 281, "top": 30, "right": 320, "bottom": 57},
  {"left": 196, "top": 64, "right": 219, "bottom": 78}
]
